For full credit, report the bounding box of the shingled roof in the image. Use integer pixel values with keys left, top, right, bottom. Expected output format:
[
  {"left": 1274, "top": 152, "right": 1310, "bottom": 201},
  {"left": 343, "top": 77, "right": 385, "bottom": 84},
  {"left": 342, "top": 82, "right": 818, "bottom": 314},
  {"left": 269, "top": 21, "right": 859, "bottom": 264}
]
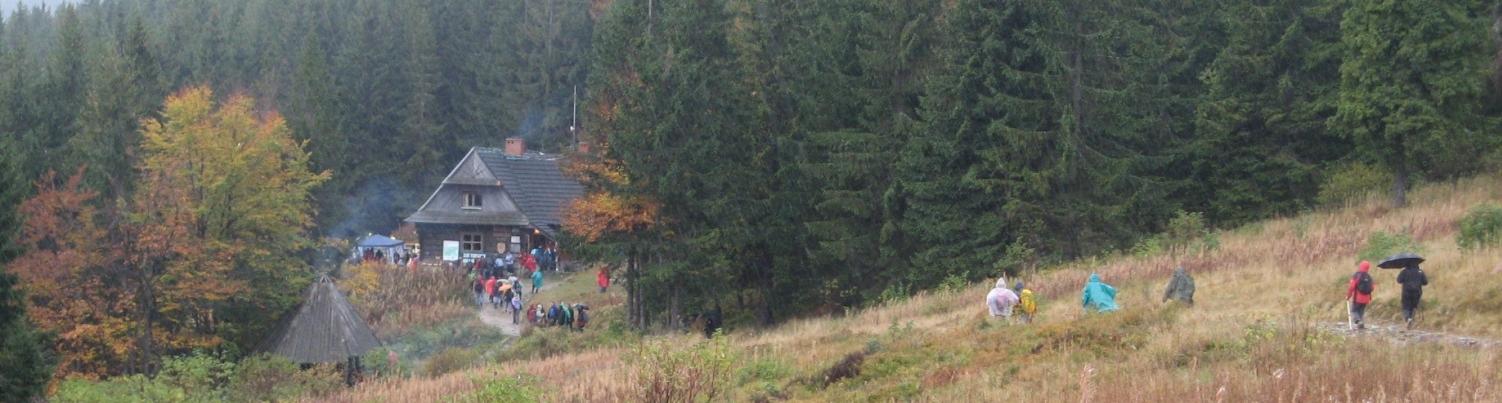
[
  {"left": 262, "top": 276, "right": 380, "bottom": 363},
  {"left": 404, "top": 147, "right": 585, "bottom": 237},
  {"left": 474, "top": 147, "right": 585, "bottom": 237}
]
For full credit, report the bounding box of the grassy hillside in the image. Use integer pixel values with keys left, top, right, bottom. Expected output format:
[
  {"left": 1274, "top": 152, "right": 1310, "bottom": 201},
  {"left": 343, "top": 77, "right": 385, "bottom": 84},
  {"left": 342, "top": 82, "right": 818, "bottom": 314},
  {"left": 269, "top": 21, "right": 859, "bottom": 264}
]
[{"left": 316, "top": 177, "right": 1502, "bottom": 402}]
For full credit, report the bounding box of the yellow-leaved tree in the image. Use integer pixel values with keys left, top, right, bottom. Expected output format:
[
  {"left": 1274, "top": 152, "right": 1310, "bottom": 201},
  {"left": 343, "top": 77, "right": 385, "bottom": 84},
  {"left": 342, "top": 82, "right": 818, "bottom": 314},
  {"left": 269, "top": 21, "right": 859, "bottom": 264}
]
[{"left": 135, "top": 86, "right": 329, "bottom": 358}]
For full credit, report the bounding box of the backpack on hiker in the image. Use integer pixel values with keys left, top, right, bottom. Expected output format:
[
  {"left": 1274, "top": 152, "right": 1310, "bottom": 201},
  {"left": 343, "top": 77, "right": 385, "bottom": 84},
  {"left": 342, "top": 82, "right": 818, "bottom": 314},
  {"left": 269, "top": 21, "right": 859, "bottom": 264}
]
[{"left": 1355, "top": 271, "right": 1374, "bottom": 295}]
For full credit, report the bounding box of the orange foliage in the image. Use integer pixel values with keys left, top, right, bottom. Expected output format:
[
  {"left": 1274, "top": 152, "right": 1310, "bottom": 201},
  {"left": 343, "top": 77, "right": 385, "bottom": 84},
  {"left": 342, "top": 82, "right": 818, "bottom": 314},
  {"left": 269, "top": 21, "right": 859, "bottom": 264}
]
[
  {"left": 9, "top": 169, "right": 137, "bottom": 378},
  {"left": 562, "top": 192, "right": 661, "bottom": 243},
  {"left": 7, "top": 86, "right": 327, "bottom": 379}
]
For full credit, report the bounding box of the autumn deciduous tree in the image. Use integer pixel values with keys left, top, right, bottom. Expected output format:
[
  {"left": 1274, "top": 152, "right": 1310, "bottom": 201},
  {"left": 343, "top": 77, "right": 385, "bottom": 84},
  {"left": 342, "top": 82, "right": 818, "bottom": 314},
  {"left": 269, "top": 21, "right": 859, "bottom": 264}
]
[
  {"left": 9, "top": 87, "right": 329, "bottom": 379},
  {"left": 9, "top": 169, "right": 136, "bottom": 378},
  {"left": 135, "top": 86, "right": 329, "bottom": 357},
  {"left": 563, "top": 149, "right": 661, "bottom": 329}
]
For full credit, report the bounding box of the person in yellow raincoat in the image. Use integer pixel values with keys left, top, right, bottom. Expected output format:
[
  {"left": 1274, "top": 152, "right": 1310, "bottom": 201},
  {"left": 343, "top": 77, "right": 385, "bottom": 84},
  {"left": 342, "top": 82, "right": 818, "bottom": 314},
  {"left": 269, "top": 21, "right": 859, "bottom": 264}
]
[{"left": 1013, "top": 281, "right": 1037, "bottom": 324}]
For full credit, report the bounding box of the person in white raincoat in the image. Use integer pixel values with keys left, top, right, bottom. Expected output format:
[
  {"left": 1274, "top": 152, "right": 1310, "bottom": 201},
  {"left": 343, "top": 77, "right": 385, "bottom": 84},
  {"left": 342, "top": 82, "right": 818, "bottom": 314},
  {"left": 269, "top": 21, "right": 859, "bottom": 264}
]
[{"left": 986, "top": 277, "right": 1020, "bottom": 321}]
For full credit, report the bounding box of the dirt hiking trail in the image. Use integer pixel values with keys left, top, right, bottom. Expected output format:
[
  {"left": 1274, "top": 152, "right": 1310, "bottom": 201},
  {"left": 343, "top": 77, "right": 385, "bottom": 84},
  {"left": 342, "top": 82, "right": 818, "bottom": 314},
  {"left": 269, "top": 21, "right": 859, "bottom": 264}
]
[
  {"left": 477, "top": 272, "right": 563, "bottom": 337},
  {"left": 1321, "top": 321, "right": 1502, "bottom": 349}
]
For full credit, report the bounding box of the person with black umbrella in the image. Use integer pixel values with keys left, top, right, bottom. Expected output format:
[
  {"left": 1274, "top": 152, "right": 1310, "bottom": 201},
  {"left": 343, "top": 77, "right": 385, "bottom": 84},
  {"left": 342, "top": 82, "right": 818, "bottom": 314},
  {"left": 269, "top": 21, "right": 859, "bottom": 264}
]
[
  {"left": 1397, "top": 263, "right": 1428, "bottom": 329},
  {"left": 1379, "top": 253, "right": 1428, "bottom": 329}
]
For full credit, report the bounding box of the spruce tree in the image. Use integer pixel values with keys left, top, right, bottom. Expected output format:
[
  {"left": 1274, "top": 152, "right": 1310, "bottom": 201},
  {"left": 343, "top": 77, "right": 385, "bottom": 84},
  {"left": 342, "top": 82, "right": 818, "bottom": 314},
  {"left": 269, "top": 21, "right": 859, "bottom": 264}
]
[
  {"left": 896, "top": 0, "right": 1071, "bottom": 282},
  {"left": 1191, "top": 0, "right": 1345, "bottom": 223},
  {"left": 1331, "top": 0, "right": 1490, "bottom": 207}
]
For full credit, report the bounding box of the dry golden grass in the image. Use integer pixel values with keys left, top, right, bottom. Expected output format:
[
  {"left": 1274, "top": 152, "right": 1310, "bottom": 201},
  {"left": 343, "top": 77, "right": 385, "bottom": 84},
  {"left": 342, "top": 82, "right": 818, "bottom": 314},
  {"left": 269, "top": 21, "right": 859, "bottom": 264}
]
[{"left": 319, "top": 176, "right": 1502, "bottom": 401}]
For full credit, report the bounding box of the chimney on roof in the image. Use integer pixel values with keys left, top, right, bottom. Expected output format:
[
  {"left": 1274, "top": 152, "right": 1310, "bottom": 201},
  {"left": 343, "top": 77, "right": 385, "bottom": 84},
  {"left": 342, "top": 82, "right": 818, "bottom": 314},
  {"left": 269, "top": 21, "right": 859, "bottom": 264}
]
[{"left": 505, "top": 137, "right": 526, "bottom": 156}]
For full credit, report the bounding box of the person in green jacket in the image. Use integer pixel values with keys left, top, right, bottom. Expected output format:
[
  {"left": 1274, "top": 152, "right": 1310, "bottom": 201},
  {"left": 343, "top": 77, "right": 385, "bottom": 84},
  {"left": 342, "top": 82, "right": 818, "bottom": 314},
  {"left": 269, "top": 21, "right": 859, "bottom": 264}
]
[
  {"left": 531, "top": 269, "right": 544, "bottom": 295},
  {"left": 1163, "top": 266, "right": 1195, "bottom": 306},
  {"left": 1082, "top": 273, "right": 1120, "bottom": 313}
]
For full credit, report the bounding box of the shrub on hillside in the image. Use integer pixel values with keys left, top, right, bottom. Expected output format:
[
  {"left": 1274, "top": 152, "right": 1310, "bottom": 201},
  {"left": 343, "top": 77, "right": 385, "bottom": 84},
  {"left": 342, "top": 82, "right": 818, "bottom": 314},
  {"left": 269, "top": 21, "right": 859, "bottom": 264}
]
[
  {"left": 1317, "top": 162, "right": 1393, "bottom": 207},
  {"left": 1164, "top": 210, "right": 1207, "bottom": 246},
  {"left": 155, "top": 352, "right": 237, "bottom": 402},
  {"left": 424, "top": 347, "right": 477, "bottom": 377},
  {"left": 55, "top": 353, "right": 343, "bottom": 403},
  {"left": 626, "top": 335, "right": 736, "bottom": 401},
  {"left": 1358, "top": 231, "right": 1422, "bottom": 262},
  {"left": 229, "top": 354, "right": 343, "bottom": 401},
  {"left": 1458, "top": 203, "right": 1502, "bottom": 249},
  {"left": 455, "top": 375, "right": 542, "bottom": 403},
  {"left": 340, "top": 262, "right": 471, "bottom": 337}
]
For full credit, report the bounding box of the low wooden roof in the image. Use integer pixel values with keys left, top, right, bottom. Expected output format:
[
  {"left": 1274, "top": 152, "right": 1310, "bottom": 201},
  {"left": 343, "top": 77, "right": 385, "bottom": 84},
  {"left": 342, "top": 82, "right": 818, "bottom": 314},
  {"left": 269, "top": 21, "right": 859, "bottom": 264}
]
[{"left": 262, "top": 275, "right": 380, "bottom": 363}]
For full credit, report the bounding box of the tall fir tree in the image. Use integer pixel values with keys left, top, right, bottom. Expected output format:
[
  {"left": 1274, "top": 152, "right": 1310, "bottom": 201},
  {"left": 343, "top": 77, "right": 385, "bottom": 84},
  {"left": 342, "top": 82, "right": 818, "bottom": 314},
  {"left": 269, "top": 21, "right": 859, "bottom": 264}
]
[
  {"left": 896, "top": 0, "right": 1071, "bottom": 283},
  {"left": 1331, "top": 0, "right": 1491, "bottom": 207},
  {"left": 1191, "top": 0, "right": 1346, "bottom": 224}
]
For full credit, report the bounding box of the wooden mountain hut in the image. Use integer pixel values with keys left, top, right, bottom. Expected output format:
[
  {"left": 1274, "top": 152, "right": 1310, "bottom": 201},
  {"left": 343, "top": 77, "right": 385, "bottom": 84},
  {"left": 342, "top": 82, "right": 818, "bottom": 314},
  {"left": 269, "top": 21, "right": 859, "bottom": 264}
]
[
  {"left": 404, "top": 138, "right": 585, "bottom": 267},
  {"left": 263, "top": 275, "right": 380, "bottom": 384}
]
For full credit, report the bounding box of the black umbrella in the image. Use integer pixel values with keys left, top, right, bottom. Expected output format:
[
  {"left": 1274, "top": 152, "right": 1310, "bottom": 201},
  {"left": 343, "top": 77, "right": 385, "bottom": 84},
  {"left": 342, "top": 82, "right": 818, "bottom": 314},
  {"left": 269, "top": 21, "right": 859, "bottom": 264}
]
[{"left": 1377, "top": 252, "right": 1424, "bottom": 269}]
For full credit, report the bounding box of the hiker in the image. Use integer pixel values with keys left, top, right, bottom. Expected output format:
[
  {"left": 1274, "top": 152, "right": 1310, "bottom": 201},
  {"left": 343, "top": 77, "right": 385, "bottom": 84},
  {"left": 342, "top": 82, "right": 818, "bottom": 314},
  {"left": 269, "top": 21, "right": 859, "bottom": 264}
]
[
  {"left": 597, "top": 267, "right": 610, "bottom": 293},
  {"left": 544, "top": 246, "right": 557, "bottom": 271},
  {"left": 1014, "top": 281, "right": 1037, "bottom": 324},
  {"left": 703, "top": 305, "right": 723, "bottom": 339},
  {"left": 1163, "top": 266, "right": 1196, "bottom": 306},
  {"left": 521, "top": 252, "right": 538, "bottom": 276},
  {"left": 986, "top": 277, "right": 1020, "bottom": 323},
  {"left": 1347, "top": 261, "right": 1375, "bottom": 330},
  {"left": 484, "top": 277, "right": 498, "bottom": 309},
  {"left": 563, "top": 303, "right": 575, "bottom": 328},
  {"left": 499, "top": 281, "right": 514, "bottom": 311},
  {"left": 554, "top": 248, "right": 564, "bottom": 272},
  {"left": 531, "top": 245, "right": 544, "bottom": 269},
  {"left": 575, "top": 304, "right": 589, "bottom": 332},
  {"left": 503, "top": 251, "right": 517, "bottom": 272},
  {"left": 1081, "top": 274, "right": 1120, "bottom": 313},
  {"left": 1397, "top": 263, "right": 1429, "bottom": 329},
  {"left": 473, "top": 277, "right": 486, "bottom": 307},
  {"left": 532, "top": 269, "right": 544, "bottom": 295},
  {"left": 549, "top": 304, "right": 561, "bottom": 326},
  {"left": 511, "top": 293, "right": 523, "bottom": 324},
  {"left": 527, "top": 303, "right": 538, "bottom": 324}
]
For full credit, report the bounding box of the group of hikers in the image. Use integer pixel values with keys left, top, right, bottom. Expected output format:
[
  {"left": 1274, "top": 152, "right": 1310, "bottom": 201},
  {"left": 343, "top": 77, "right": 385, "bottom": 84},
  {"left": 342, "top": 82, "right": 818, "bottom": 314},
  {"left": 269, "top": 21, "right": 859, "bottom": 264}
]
[
  {"left": 1347, "top": 259, "right": 1429, "bottom": 330},
  {"left": 527, "top": 302, "right": 590, "bottom": 331},
  {"left": 471, "top": 246, "right": 561, "bottom": 280},
  {"left": 984, "top": 255, "right": 1429, "bottom": 332},
  {"left": 985, "top": 266, "right": 1195, "bottom": 323}
]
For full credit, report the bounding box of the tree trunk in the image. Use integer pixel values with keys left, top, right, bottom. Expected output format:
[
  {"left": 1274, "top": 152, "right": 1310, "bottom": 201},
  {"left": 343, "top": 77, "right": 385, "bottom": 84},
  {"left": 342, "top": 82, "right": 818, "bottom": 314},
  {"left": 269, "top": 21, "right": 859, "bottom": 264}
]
[
  {"left": 757, "top": 247, "right": 774, "bottom": 326},
  {"left": 626, "top": 251, "right": 641, "bottom": 330},
  {"left": 1393, "top": 147, "right": 1409, "bottom": 208},
  {"left": 669, "top": 282, "right": 681, "bottom": 330}
]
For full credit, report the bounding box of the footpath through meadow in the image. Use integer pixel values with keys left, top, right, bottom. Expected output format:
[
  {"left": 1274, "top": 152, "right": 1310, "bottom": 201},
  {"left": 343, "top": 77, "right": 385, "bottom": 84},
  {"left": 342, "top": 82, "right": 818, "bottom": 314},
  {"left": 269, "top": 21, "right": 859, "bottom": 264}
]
[{"left": 476, "top": 271, "right": 564, "bottom": 337}]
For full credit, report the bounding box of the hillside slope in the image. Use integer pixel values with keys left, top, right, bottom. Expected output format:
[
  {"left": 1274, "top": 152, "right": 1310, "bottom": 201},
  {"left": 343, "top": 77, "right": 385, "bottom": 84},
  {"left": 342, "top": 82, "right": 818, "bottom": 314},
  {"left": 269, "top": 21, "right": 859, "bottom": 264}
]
[{"left": 318, "top": 177, "right": 1502, "bottom": 402}]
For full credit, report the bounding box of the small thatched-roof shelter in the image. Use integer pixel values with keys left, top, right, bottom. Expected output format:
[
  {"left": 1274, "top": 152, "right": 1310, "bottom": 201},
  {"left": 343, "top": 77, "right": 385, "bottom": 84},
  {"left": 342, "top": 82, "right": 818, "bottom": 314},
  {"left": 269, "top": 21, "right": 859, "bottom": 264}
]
[{"left": 263, "top": 275, "right": 380, "bottom": 364}]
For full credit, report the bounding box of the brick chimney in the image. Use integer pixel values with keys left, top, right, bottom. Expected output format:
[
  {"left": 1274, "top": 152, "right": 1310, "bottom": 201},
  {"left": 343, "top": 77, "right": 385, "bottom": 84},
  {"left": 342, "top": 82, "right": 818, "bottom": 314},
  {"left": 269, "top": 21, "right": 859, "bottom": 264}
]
[{"left": 505, "top": 137, "right": 526, "bottom": 156}]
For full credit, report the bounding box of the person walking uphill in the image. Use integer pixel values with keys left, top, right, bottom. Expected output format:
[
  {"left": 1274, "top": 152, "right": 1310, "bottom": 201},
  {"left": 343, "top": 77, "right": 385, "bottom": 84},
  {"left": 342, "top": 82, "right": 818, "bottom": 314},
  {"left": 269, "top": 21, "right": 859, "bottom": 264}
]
[
  {"left": 1014, "top": 281, "right": 1037, "bottom": 324},
  {"left": 1397, "top": 263, "right": 1429, "bottom": 329},
  {"left": 1082, "top": 274, "right": 1120, "bottom": 313},
  {"left": 532, "top": 269, "right": 544, "bottom": 295},
  {"left": 597, "top": 267, "right": 610, "bottom": 293},
  {"left": 1163, "top": 266, "right": 1195, "bottom": 306},
  {"left": 1347, "top": 261, "right": 1375, "bottom": 330},
  {"left": 986, "top": 277, "right": 1020, "bottom": 323}
]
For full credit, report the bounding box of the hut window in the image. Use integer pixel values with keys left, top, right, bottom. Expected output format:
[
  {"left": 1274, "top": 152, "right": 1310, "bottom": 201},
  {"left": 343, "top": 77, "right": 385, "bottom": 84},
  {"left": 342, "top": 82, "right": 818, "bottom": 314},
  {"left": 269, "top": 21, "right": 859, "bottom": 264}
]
[
  {"left": 461, "top": 233, "right": 483, "bottom": 252},
  {"left": 462, "top": 192, "right": 482, "bottom": 209}
]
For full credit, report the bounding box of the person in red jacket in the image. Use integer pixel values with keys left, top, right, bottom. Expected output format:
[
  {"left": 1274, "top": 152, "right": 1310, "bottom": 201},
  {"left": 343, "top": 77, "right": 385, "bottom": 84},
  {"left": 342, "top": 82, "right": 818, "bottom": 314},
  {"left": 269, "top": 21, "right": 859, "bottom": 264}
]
[
  {"left": 597, "top": 267, "right": 610, "bottom": 293},
  {"left": 1347, "top": 261, "right": 1375, "bottom": 330},
  {"left": 484, "top": 276, "right": 498, "bottom": 309}
]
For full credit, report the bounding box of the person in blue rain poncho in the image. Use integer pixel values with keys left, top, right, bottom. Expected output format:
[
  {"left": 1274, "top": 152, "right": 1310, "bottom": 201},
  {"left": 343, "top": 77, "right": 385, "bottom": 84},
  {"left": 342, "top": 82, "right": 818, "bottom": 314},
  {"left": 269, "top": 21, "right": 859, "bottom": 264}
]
[{"left": 1081, "top": 273, "right": 1119, "bottom": 313}]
